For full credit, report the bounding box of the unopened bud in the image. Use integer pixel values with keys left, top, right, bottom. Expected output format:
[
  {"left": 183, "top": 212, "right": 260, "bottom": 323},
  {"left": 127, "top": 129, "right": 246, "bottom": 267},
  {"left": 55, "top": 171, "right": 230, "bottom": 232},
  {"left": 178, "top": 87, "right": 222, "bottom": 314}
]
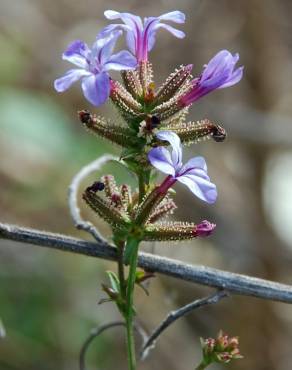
[
  {"left": 202, "top": 338, "right": 216, "bottom": 355},
  {"left": 216, "top": 333, "right": 229, "bottom": 351},
  {"left": 101, "top": 284, "right": 119, "bottom": 300},
  {"left": 195, "top": 220, "right": 216, "bottom": 237},
  {"left": 138, "top": 61, "right": 154, "bottom": 95},
  {"left": 79, "top": 109, "right": 136, "bottom": 147},
  {"left": 200, "top": 331, "right": 243, "bottom": 366},
  {"left": 168, "top": 119, "right": 226, "bottom": 146},
  {"left": 228, "top": 337, "right": 239, "bottom": 349},
  {"left": 216, "top": 352, "right": 232, "bottom": 363},
  {"left": 155, "top": 64, "right": 193, "bottom": 105},
  {"left": 121, "top": 69, "right": 143, "bottom": 98},
  {"left": 110, "top": 80, "right": 143, "bottom": 121}
]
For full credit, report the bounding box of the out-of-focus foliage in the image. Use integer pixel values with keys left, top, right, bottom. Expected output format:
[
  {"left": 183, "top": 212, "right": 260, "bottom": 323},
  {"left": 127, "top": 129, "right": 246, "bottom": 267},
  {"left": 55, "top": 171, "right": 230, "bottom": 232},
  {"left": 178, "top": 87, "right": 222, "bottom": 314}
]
[{"left": 1, "top": 1, "right": 292, "bottom": 369}]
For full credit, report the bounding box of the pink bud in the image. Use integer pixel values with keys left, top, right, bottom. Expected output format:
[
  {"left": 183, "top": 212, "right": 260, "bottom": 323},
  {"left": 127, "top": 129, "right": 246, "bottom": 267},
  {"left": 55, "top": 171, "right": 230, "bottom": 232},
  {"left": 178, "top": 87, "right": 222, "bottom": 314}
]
[{"left": 195, "top": 220, "right": 216, "bottom": 237}]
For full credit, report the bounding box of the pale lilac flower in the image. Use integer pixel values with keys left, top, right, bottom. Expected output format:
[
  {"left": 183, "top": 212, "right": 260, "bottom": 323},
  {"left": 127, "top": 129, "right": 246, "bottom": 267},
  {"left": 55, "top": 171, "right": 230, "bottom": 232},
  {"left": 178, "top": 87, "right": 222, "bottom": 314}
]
[
  {"left": 54, "top": 31, "right": 137, "bottom": 106},
  {"left": 148, "top": 131, "right": 217, "bottom": 203},
  {"left": 99, "top": 10, "right": 185, "bottom": 62},
  {"left": 180, "top": 50, "right": 243, "bottom": 107}
]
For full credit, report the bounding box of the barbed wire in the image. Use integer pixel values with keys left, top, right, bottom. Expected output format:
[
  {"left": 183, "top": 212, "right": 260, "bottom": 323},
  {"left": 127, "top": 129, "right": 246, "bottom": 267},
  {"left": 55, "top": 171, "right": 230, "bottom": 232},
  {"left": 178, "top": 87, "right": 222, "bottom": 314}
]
[{"left": 1, "top": 222, "right": 292, "bottom": 304}]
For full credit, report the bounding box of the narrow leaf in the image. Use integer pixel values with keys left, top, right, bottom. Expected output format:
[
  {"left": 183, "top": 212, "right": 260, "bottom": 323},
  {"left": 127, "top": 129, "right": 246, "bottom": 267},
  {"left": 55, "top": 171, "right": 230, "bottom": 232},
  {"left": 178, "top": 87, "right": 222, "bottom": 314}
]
[{"left": 106, "top": 270, "right": 120, "bottom": 293}]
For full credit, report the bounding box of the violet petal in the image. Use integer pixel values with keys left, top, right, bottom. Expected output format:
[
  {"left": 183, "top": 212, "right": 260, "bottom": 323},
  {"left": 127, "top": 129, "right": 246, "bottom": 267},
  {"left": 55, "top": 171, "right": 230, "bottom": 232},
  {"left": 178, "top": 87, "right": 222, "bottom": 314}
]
[
  {"left": 81, "top": 72, "right": 110, "bottom": 106},
  {"left": 148, "top": 147, "right": 176, "bottom": 176},
  {"left": 156, "top": 130, "right": 182, "bottom": 170},
  {"left": 159, "top": 11, "right": 186, "bottom": 23},
  {"left": 54, "top": 69, "right": 89, "bottom": 92},
  {"left": 62, "top": 40, "right": 90, "bottom": 68},
  {"left": 177, "top": 174, "right": 217, "bottom": 203},
  {"left": 104, "top": 50, "right": 137, "bottom": 71}
]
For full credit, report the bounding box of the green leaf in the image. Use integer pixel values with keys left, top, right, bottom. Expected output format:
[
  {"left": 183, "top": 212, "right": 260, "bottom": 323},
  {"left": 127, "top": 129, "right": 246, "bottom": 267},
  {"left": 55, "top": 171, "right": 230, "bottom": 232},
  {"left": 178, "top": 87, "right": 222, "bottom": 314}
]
[
  {"left": 106, "top": 271, "right": 120, "bottom": 293},
  {"left": 135, "top": 270, "right": 155, "bottom": 283},
  {"left": 120, "top": 147, "right": 139, "bottom": 161},
  {"left": 0, "top": 318, "right": 6, "bottom": 339},
  {"left": 134, "top": 270, "right": 155, "bottom": 296},
  {"left": 135, "top": 270, "right": 146, "bottom": 281}
]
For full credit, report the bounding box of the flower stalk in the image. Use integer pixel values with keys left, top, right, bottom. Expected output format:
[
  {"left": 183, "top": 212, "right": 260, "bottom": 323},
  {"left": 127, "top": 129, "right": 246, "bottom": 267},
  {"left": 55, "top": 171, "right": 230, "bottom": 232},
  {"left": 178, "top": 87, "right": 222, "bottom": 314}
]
[{"left": 125, "top": 237, "right": 140, "bottom": 370}]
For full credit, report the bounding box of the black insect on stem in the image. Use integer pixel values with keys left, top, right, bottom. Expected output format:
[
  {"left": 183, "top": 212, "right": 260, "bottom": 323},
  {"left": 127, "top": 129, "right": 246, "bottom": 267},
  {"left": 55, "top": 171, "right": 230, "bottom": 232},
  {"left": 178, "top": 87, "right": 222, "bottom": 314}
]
[
  {"left": 86, "top": 181, "right": 105, "bottom": 193},
  {"left": 78, "top": 110, "right": 92, "bottom": 124},
  {"left": 145, "top": 115, "right": 161, "bottom": 132},
  {"left": 211, "top": 124, "right": 226, "bottom": 142}
]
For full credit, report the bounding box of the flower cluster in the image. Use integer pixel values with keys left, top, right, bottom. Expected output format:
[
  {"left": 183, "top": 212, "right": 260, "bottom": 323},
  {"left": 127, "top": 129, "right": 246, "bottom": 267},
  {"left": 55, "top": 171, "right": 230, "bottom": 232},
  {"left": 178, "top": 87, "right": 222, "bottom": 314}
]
[
  {"left": 55, "top": 9, "right": 244, "bottom": 370},
  {"left": 55, "top": 9, "right": 243, "bottom": 243},
  {"left": 200, "top": 331, "right": 243, "bottom": 365}
]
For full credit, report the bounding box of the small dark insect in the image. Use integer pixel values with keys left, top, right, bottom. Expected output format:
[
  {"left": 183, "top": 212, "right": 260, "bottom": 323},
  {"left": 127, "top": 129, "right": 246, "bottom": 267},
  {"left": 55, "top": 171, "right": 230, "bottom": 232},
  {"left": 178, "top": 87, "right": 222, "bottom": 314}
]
[
  {"left": 78, "top": 110, "right": 91, "bottom": 124},
  {"left": 212, "top": 124, "right": 227, "bottom": 142},
  {"left": 151, "top": 115, "right": 161, "bottom": 128},
  {"left": 145, "top": 115, "right": 161, "bottom": 131},
  {"left": 86, "top": 181, "right": 105, "bottom": 193}
]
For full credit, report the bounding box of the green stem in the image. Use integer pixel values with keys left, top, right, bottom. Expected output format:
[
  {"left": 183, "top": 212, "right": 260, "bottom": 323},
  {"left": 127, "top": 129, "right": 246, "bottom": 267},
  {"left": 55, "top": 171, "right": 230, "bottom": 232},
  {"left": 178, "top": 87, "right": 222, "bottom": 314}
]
[
  {"left": 125, "top": 239, "right": 139, "bottom": 370},
  {"left": 195, "top": 364, "right": 206, "bottom": 370},
  {"left": 117, "top": 241, "right": 126, "bottom": 301},
  {"left": 137, "top": 170, "right": 150, "bottom": 204},
  {"left": 126, "top": 312, "right": 136, "bottom": 370},
  {"left": 195, "top": 360, "right": 210, "bottom": 370}
]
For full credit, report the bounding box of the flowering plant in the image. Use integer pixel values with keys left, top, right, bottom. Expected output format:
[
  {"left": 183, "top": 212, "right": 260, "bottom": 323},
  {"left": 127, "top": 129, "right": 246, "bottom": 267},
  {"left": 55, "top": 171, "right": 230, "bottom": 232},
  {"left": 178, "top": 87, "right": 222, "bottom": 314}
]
[{"left": 55, "top": 9, "right": 243, "bottom": 370}]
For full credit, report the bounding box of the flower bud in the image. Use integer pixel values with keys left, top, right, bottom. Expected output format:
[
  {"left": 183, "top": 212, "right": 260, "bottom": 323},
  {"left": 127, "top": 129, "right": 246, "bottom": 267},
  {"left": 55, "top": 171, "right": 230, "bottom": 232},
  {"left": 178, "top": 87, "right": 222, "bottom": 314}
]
[
  {"left": 202, "top": 338, "right": 215, "bottom": 355},
  {"left": 167, "top": 119, "right": 226, "bottom": 145},
  {"left": 200, "top": 331, "right": 243, "bottom": 366},
  {"left": 138, "top": 61, "right": 154, "bottom": 96},
  {"left": 79, "top": 110, "right": 136, "bottom": 147},
  {"left": 194, "top": 220, "right": 216, "bottom": 237},
  {"left": 121, "top": 69, "right": 143, "bottom": 98},
  {"left": 154, "top": 64, "right": 193, "bottom": 105}
]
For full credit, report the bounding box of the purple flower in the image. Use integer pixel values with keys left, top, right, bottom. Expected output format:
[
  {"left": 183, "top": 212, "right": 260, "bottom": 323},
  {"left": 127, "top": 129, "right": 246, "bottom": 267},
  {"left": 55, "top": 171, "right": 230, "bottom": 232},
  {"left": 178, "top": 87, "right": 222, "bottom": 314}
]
[
  {"left": 99, "top": 10, "right": 185, "bottom": 62},
  {"left": 179, "top": 50, "right": 243, "bottom": 107},
  {"left": 148, "top": 131, "right": 217, "bottom": 203},
  {"left": 54, "top": 31, "right": 137, "bottom": 106}
]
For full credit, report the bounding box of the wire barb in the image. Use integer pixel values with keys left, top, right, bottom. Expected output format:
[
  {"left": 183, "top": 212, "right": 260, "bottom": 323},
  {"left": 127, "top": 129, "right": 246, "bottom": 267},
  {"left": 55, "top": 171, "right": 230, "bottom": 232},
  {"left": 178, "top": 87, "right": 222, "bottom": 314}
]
[
  {"left": 79, "top": 320, "right": 148, "bottom": 370},
  {"left": 140, "top": 289, "right": 228, "bottom": 360}
]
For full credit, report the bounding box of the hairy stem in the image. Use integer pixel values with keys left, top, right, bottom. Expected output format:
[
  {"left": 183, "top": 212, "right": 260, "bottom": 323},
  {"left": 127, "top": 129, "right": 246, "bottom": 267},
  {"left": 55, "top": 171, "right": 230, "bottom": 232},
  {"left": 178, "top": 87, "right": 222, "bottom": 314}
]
[
  {"left": 125, "top": 239, "right": 140, "bottom": 370},
  {"left": 117, "top": 241, "right": 126, "bottom": 300},
  {"left": 137, "top": 170, "right": 151, "bottom": 204}
]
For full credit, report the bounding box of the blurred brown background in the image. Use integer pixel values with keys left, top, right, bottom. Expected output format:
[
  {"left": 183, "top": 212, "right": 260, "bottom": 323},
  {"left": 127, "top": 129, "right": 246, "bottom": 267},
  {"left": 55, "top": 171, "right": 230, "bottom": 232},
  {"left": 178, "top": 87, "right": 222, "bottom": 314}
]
[{"left": 1, "top": 0, "right": 292, "bottom": 369}]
